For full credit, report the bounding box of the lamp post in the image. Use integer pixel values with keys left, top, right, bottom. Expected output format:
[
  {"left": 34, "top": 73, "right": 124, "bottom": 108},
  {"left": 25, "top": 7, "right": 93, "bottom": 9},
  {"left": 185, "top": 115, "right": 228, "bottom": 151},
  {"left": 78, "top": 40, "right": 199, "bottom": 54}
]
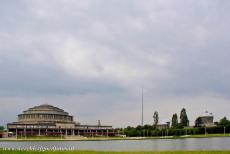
[
  {"left": 224, "top": 126, "right": 226, "bottom": 136},
  {"left": 205, "top": 127, "right": 207, "bottom": 136}
]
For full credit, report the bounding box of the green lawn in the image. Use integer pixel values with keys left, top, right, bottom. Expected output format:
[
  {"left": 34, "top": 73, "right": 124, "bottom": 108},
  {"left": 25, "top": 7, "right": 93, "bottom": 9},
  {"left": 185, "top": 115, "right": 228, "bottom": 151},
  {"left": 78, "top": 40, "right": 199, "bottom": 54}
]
[{"left": 1, "top": 150, "right": 230, "bottom": 154}]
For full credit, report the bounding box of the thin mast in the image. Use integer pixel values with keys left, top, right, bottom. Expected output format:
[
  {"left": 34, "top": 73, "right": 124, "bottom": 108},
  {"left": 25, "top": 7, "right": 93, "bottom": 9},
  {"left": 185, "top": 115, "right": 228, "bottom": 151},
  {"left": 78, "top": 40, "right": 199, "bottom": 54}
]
[{"left": 141, "top": 87, "right": 144, "bottom": 126}]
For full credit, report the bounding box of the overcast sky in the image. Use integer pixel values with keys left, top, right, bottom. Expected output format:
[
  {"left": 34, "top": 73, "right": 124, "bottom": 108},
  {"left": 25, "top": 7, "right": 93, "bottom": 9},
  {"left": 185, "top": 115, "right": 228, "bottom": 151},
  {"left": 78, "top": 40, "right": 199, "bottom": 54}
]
[{"left": 0, "top": 0, "right": 230, "bottom": 128}]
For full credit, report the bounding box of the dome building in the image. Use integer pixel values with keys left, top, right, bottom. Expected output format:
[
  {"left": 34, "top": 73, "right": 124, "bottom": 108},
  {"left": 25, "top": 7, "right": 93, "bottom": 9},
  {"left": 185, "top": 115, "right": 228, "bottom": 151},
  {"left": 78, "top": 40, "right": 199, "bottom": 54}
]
[
  {"left": 18, "top": 104, "right": 74, "bottom": 123},
  {"left": 195, "top": 111, "right": 215, "bottom": 127},
  {"left": 7, "top": 104, "right": 114, "bottom": 137}
]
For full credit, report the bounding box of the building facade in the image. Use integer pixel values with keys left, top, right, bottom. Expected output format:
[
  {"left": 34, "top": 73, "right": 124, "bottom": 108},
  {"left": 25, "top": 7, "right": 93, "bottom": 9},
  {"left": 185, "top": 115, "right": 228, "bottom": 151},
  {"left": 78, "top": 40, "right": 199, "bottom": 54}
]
[
  {"left": 195, "top": 111, "right": 215, "bottom": 127},
  {"left": 7, "top": 104, "right": 115, "bottom": 137},
  {"left": 156, "top": 122, "right": 170, "bottom": 130}
]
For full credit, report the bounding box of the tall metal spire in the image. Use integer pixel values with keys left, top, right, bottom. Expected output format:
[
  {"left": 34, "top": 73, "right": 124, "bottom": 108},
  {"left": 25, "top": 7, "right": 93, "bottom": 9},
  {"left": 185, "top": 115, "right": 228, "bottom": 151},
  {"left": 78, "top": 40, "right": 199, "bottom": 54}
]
[{"left": 141, "top": 87, "right": 144, "bottom": 126}]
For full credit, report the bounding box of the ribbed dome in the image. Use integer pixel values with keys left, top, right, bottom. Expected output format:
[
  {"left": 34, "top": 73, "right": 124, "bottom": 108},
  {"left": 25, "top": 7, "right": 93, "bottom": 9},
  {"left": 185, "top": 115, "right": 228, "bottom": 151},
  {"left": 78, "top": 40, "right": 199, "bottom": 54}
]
[
  {"left": 18, "top": 104, "right": 74, "bottom": 123},
  {"left": 28, "top": 104, "right": 63, "bottom": 111},
  {"left": 202, "top": 111, "right": 213, "bottom": 117},
  {"left": 22, "top": 104, "right": 69, "bottom": 115}
]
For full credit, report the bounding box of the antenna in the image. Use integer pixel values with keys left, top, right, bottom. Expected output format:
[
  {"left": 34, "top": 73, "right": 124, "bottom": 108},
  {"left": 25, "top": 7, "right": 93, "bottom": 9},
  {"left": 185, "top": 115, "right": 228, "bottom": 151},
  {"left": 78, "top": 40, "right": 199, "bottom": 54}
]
[{"left": 141, "top": 87, "right": 144, "bottom": 126}]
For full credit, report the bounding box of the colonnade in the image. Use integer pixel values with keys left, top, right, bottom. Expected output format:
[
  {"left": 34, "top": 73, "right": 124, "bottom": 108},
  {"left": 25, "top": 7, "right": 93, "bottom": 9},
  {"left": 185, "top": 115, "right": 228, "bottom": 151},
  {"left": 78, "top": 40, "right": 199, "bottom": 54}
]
[{"left": 13, "top": 127, "right": 114, "bottom": 138}]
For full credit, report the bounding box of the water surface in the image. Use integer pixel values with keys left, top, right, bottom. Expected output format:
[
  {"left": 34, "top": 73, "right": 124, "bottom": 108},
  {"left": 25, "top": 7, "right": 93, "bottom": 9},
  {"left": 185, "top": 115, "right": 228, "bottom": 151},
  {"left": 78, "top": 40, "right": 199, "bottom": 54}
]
[{"left": 1, "top": 137, "right": 230, "bottom": 151}]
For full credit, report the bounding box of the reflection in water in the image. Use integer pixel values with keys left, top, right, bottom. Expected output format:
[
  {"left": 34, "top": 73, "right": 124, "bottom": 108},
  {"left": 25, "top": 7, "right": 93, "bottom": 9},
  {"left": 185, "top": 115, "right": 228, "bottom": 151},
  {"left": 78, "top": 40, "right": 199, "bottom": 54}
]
[{"left": 0, "top": 137, "right": 230, "bottom": 151}]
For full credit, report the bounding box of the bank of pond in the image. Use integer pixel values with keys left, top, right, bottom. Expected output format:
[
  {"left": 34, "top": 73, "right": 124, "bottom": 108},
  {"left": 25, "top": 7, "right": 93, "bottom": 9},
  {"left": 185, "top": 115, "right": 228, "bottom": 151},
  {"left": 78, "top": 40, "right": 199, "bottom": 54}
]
[{"left": 123, "top": 126, "right": 230, "bottom": 137}]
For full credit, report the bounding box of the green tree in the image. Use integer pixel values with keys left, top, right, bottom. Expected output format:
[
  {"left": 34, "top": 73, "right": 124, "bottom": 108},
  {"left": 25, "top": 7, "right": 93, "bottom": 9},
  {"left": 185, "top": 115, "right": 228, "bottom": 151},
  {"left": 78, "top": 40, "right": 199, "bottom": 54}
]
[
  {"left": 171, "top": 113, "right": 178, "bottom": 128},
  {"left": 136, "top": 125, "right": 144, "bottom": 130},
  {"left": 143, "top": 124, "right": 153, "bottom": 130},
  {"left": 0, "top": 126, "right": 4, "bottom": 131},
  {"left": 153, "top": 111, "right": 159, "bottom": 128},
  {"left": 219, "top": 117, "right": 230, "bottom": 126},
  {"left": 180, "top": 108, "right": 189, "bottom": 127}
]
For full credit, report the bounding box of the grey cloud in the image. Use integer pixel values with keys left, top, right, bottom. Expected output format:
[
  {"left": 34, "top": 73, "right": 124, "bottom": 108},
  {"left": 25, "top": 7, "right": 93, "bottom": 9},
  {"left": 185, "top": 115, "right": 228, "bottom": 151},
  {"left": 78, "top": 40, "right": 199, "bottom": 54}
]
[
  {"left": 1, "top": 0, "right": 230, "bottom": 127},
  {"left": 0, "top": 52, "right": 123, "bottom": 96}
]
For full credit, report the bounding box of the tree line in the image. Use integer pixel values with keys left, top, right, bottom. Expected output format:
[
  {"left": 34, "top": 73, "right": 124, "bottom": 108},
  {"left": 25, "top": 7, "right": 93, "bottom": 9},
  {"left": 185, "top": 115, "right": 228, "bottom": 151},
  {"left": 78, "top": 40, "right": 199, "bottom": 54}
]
[
  {"left": 153, "top": 108, "right": 189, "bottom": 129},
  {"left": 120, "top": 108, "right": 230, "bottom": 137}
]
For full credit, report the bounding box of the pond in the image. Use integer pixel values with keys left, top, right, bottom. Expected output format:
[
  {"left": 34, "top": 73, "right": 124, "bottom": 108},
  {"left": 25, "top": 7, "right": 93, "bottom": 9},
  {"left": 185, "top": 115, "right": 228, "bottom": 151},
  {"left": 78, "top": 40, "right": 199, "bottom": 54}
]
[{"left": 1, "top": 137, "right": 230, "bottom": 151}]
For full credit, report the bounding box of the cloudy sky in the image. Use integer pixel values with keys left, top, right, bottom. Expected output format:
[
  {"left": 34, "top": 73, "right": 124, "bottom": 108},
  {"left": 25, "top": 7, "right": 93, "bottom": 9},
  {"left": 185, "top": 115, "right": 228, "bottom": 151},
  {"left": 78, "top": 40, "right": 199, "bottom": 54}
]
[{"left": 0, "top": 0, "right": 230, "bottom": 127}]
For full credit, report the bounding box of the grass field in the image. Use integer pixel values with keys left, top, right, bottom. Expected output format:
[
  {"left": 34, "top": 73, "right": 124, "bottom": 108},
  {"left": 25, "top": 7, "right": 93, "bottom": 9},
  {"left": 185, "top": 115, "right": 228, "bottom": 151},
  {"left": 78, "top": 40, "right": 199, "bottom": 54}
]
[{"left": 1, "top": 150, "right": 230, "bottom": 154}]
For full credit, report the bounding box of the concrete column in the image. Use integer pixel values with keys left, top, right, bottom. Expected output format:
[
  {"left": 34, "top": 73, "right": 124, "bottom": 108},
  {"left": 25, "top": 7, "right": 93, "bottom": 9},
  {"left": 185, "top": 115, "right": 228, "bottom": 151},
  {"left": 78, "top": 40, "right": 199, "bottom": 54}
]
[
  {"left": 65, "top": 129, "right": 68, "bottom": 136},
  {"left": 38, "top": 129, "right": 41, "bottom": 136},
  {"left": 78, "top": 130, "right": 80, "bottom": 135},
  {"left": 106, "top": 129, "right": 109, "bottom": 137},
  {"left": 72, "top": 129, "right": 75, "bottom": 136}
]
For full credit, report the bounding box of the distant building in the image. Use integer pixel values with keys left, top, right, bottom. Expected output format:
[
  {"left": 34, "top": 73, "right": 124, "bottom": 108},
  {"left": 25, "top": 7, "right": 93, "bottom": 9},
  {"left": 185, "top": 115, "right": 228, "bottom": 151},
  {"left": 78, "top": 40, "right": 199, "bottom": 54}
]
[
  {"left": 195, "top": 111, "right": 215, "bottom": 127},
  {"left": 156, "top": 122, "right": 170, "bottom": 130},
  {"left": 7, "top": 104, "right": 115, "bottom": 137}
]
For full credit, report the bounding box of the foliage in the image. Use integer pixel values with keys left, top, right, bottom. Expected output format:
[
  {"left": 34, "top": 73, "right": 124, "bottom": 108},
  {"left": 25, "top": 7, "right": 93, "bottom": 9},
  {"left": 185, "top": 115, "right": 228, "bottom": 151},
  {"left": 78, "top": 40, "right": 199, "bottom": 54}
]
[
  {"left": 0, "top": 126, "right": 4, "bottom": 131},
  {"left": 218, "top": 117, "right": 230, "bottom": 126},
  {"left": 123, "top": 111, "right": 230, "bottom": 137},
  {"left": 124, "top": 125, "right": 157, "bottom": 137},
  {"left": 171, "top": 113, "right": 179, "bottom": 128},
  {"left": 123, "top": 124, "right": 230, "bottom": 137},
  {"left": 153, "top": 111, "right": 159, "bottom": 127},
  {"left": 180, "top": 108, "right": 189, "bottom": 127}
]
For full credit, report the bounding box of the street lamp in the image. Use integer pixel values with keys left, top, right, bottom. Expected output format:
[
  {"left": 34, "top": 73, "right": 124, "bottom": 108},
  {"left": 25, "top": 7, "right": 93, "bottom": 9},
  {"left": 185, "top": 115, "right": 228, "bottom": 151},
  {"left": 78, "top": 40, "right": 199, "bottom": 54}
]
[
  {"left": 205, "top": 127, "right": 207, "bottom": 136},
  {"left": 224, "top": 126, "right": 226, "bottom": 136}
]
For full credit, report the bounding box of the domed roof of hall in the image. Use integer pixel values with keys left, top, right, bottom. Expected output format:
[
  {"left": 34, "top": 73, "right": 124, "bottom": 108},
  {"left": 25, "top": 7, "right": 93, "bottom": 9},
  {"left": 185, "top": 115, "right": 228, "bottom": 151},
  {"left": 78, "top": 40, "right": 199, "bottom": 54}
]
[
  {"left": 22, "top": 104, "right": 69, "bottom": 115},
  {"left": 201, "top": 111, "right": 213, "bottom": 117},
  {"left": 28, "top": 104, "right": 64, "bottom": 112}
]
